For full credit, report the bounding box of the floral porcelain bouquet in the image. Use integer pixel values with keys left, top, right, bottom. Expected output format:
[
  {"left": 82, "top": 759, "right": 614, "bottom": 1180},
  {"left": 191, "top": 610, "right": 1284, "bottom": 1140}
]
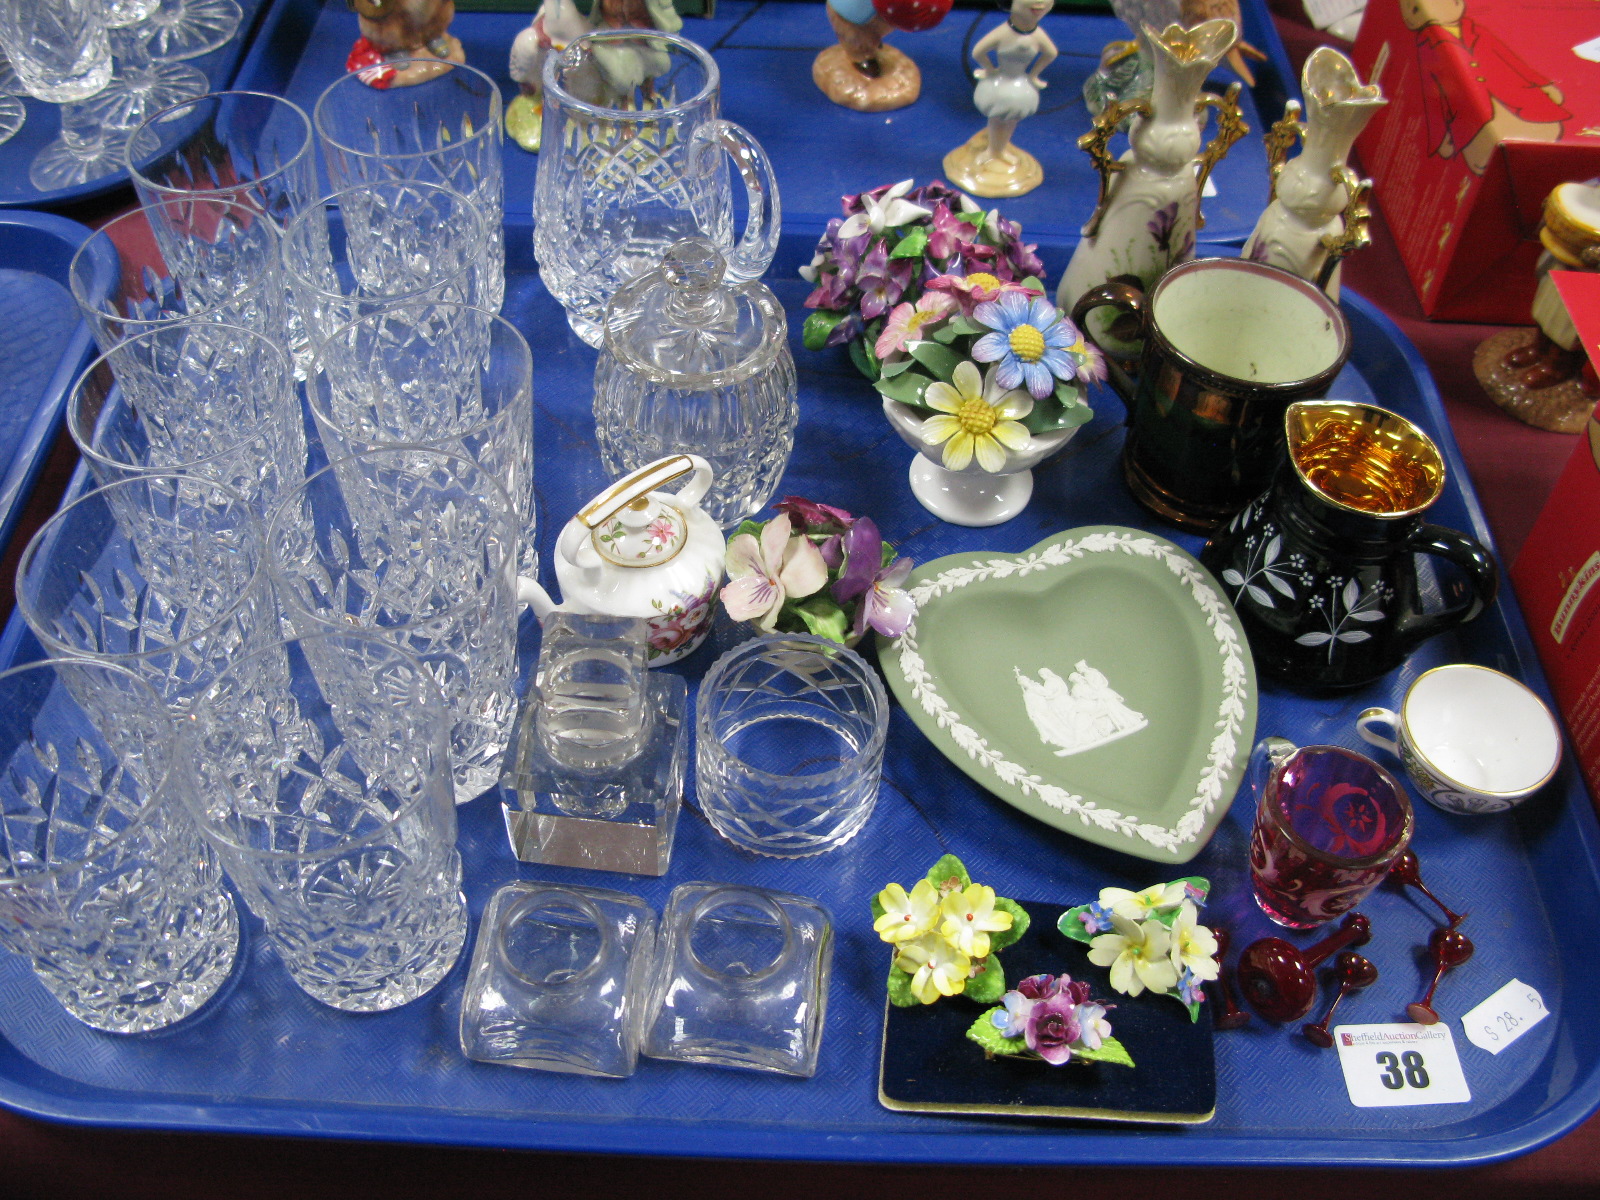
[
  {"left": 719, "top": 497, "right": 915, "bottom": 645},
  {"left": 870, "top": 278, "right": 1104, "bottom": 473},
  {"left": 966, "top": 971, "right": 1134, "bottom": 1068},
  {"left": 799, "top": 178, "right": 1047, "bottom": 373},
  {"left": 1059, "top": 877, "right": 1219, "bottom": 1022}
]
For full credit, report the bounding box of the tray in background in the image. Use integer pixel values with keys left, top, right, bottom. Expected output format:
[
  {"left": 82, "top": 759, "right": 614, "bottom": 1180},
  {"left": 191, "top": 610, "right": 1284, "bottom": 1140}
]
[
  {"left": 0, "top": 209, "right": 113, "bottom": 559},
  {"left": 236, "top": 0, "right": 1294, "bottom": 242},
  {"left": 0, "top": 223, "right": 1595, "bottom": 1168},
  {"left": 0, "top": 0, "right": 274, "bottom": 211}
]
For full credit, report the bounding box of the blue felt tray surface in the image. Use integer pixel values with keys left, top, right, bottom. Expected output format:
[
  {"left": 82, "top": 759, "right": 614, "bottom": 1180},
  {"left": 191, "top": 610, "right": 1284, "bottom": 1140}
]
[
  {"left": 238, "top": 0, "right": 1292, "bottom": 242},
  {"left": 0, "top": 217, "right": 1596, "bottom": 1168},
  {"left": 0, "top": 209, "right": 113, "bottom": 560},
  {"left": 0, "top": 0, "right": 274, "bottom": 210}
]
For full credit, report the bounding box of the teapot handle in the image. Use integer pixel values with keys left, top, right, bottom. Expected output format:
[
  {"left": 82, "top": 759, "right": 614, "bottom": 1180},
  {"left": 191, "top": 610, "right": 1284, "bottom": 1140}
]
[
  {"left": 558, "top": 454, "right": 715, "bottom": 571},
  {"left": 1394, "top": 523, "right": 1499, "bottom": 648}
]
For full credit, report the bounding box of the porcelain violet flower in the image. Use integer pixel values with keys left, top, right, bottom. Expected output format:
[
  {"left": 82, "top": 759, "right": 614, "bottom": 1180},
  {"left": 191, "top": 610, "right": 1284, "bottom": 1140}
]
[
  {"left": 875, "top": 292, "right": 957, "bottom": 360},
  {"left": 831, "top": 516, "right": 915, "bottom": 639},
  {"left": 1087, "top": 914, "right": 1179, "bottom": 998},
  {"left": 993, "top": 989, "right": 1035, "bottom": 1039},
  {"left": 1077, "top": 1001, "right": 1113, "bottom": 1050},
  {"left": 855, "top": 243, "right": 914, "bottom": 321},
  {"left": 972, "top": 292, "right": 1091, "bottom": 400},
  {"left": 837, "top": 178, "right": 934, "bottom": 240},
  {"left": 919, "top": 360, "right": 1033, "bottom": 472},
  {"left": 720, "top": 513, "right": 828, "bottom": 630},
  {"left": 925, "top": 271, "right": 1042, "bottom": 316}
]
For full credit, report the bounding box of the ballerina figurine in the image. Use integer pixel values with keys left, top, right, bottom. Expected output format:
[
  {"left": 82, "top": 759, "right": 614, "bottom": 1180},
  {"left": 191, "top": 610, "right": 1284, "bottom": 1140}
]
[{"left": 943, "top": 0, "right": 1057, "bottom": 199}]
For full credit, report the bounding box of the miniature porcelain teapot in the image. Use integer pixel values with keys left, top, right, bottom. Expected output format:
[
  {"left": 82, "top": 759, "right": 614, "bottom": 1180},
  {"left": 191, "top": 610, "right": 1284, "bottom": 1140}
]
[{"left": 517, "top": 454, "right": 726, "bottom": 665}]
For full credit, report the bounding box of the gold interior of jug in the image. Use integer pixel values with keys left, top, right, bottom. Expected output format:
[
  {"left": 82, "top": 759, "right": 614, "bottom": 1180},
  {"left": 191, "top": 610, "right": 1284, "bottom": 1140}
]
[{"left": 1285, "top": 401, "right": 1445, "bottom": 518}]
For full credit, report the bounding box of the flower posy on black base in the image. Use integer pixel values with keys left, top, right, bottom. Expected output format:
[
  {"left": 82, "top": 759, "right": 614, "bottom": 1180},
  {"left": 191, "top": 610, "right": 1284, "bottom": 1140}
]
[
  {"left": 1059, "top": 878, "right": 1218, "bottom": 1022},
  {"left": 966, "top": 972, "right": 1134, "bottom": 1068},
  {"left": 872, "top": 854, "right": 1029, "bottom": 1006}
]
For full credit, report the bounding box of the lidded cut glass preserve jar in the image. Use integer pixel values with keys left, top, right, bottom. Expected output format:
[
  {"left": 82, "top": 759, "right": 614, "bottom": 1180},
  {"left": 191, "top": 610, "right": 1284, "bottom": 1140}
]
[{"left": 594, "top": 237, "right": 797, "bottom": 529}]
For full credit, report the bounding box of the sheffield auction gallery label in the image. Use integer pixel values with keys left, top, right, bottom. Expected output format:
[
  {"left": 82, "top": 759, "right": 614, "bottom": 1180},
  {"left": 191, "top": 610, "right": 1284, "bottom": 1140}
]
[{"left": 1333, "top": 1023, "right": 1471, "bottom": 1108}]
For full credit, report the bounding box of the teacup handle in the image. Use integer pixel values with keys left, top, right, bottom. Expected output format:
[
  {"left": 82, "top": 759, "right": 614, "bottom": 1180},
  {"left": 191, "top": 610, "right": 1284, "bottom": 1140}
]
[
  {"left": 1356, "top": 707, "right": 1401, "bottom": 757},
  {"left": 1395, "top": 524, "right": 1499, "bottom": 649},
  {"left": 1069, "top": 279, "right": 1147, "bottom": 416},
  {"left": 692, "top": 119, "right": 781, "bottom": 285}
]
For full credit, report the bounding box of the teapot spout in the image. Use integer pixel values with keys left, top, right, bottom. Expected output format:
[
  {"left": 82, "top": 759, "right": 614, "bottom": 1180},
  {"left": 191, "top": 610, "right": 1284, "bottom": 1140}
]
[{"left": 517, "top": 575, "right": 559, "bottom": 621}]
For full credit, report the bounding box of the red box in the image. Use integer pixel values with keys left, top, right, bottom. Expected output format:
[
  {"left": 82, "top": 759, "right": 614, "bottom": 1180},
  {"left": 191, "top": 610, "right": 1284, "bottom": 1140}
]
[
  {"left": 1511, "top": 271, "right": 1600, "bottom": 803},
  {"left": 1350, "top": 0, "right": 1600, "bottom": 323}
]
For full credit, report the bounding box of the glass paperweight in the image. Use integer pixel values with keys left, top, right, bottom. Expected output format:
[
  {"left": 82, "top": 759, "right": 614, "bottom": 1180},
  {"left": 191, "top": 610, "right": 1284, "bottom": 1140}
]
[
  {"left": 641, "top": 882, "right": 834, "bottom": 1078},
  {"left": 499, "top": 613, "right": 688, "bottom": 876},
  {"left": 459, "top": 882, "right": 656, "bottom": 1078}
]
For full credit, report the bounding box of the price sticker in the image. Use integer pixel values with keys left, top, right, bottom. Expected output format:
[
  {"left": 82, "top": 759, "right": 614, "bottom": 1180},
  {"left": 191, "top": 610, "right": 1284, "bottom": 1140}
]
[
  {"left": 1462, "top": 980, "right": 1549, "bottom": 1055},
  {"left": 1332, "top": 1024, "right": 1472, "bottom": 1108}
]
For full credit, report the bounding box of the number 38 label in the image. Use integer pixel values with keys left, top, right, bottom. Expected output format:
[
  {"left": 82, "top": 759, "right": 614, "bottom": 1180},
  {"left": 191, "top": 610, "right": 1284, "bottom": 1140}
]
[{"left": 1333, "top": 1024, "right": 1472, "bottom": 1108}]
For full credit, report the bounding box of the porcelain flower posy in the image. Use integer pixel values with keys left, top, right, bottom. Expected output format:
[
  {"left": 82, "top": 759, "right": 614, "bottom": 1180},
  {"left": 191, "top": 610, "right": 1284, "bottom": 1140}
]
[
  {"left": 719, "top": 500, "right": 914, "bottom": 646},
  {"left": 872, "top": 854, "right": 1029, "bottom": 1007},
  {"left": 966, "top": 971, "right": 1134, "bottom": 1068},
  {"left": 1058, "top": 876, "right": 1216, "bottom": 1022}
]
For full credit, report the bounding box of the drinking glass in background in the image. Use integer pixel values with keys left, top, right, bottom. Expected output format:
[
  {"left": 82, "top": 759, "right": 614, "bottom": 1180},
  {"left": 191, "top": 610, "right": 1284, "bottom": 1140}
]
[
  {"left": 141, "top": 0, "right": 241, "bottom": 62},
  {"left": 533, "top": 29, "right": 779, "bottom": 346},
  {"left": 281, "top": 180, "right": 489, "bottom": 356},
  {"left": 1246, "top": 738, "right": 1415, "bottom": 929},
  {"left": 15, "top": 473, "right": 278, "bottom": 718},
  {"left": 695, "top": 634, "right": 888, "bottom": 857},
  {"left": 0, "top": 45, "right": 27, "bottom": 145},
  {"left": 0, "top": 0, "right": 111, "bottom": 103},
  {"left": 127, "top": 91, "right": 318, "bottom": 367},
  {"left": 69, "top": 198, "right": 287, "bottom": 352},
  {"left": 307, "top": 302, "right": 536, "bottom": 577},
  {"left": 100, "top": 0, "right": 161, "bottom": 28},
  {"left": 267, "top": 448, "right": 521, "bottom": 805},
  {"left": 83, "top": 14, "right": 206, "bottom": 134},
  {"left": 0, "top": 658, "right": 240, "bottom": 1033},
  {"left": 187, "top": 631, "right": 467, "bottom": 1013},
  {"left": 66, "top": 320, "right": 305, "bottom": 520},
  {"left": 313, "top": 60, "right": 505, "bottom": 312}
]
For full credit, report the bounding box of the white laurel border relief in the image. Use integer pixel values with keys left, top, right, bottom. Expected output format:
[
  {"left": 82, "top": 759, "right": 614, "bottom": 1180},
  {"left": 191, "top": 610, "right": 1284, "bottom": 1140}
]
[{"left": 895, "top": 530, "right": 1250, "bottom": 854}]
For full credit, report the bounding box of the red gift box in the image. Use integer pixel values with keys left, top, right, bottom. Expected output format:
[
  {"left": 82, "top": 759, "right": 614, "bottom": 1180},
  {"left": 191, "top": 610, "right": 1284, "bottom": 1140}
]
[
  {"left": 1350, "top": 0, "right": 1600, "bottom": 322},
  {"left": 1511, "top": 271, "right": 1600, "bottom": 803}
]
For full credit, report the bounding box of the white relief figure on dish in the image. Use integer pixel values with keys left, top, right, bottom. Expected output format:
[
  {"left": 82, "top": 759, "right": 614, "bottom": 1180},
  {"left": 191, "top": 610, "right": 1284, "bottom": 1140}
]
[
  {"left": 1016, "top": 660, "right": 1148, "bottom": 757},
  {"left": 943, "top": 0, "right": 1057, "bottom": 199}
]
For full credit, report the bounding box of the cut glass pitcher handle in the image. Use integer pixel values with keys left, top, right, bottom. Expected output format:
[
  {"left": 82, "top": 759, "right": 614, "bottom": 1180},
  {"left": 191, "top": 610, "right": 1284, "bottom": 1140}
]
[{"left": 692, "top": 119, "right": 780, "bottom": 284}]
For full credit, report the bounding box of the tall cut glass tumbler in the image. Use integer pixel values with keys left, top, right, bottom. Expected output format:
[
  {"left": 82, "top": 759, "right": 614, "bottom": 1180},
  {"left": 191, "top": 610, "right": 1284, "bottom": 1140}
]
[
  {"left": 69, "top": 199, "right": 287, "bottom": 355},
  {"left": 695, "top": 635, "right": 888, "bottom": 857},
  {"left": 268, "top": 448, "right": 521, "bottom": 805},
  {"left": 313, "top": 61, "right": 504, "bottom": 312},
  {"left": 188, "top": 632, "right": 467, "bottom": 1012},
  {"left": 0, "top": 659, "right": 238, "bottom": 1033},
  {"left": 16, "top": 473, "right": 276, "bottom": 718},
  {"left": 307, "top": 303, "right": 535, "bottom": 578},
  {"left": 67, "top": 320, "right": 305, "bottom": 521}
]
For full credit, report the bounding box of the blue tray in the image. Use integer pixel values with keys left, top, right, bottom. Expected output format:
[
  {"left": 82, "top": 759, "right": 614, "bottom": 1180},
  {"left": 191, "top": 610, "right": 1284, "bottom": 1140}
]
[
  {"left": 0, "top": 220, "right": 1595, "bottom": 1168},
  {"left": 236, "top": 0, "right": 1292, "bottom": 242},
  {"left": 0, "top": 0, "right": 275, "bottom": 211},
  {"left": 0, "top": 209, "right": 114, "bottom": 558}
]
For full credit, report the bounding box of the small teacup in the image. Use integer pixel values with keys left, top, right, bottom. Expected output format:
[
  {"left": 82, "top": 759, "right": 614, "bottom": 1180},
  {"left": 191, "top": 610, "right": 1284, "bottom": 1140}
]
[{"left": 1356, "top": 664, "right": 1562, "bottom": 815}]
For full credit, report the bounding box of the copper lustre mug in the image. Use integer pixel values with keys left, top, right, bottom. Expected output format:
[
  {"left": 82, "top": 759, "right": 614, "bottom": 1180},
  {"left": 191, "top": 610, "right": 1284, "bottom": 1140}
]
[{"left": 1071, "top": 257, "right": 1352, "bottom": 533}]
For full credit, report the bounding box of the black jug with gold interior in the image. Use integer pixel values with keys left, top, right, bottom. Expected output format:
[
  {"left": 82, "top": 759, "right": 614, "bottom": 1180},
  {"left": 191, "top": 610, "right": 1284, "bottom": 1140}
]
[{"left": 1200, "top": 400, "right": 1498, "bottom": 690}]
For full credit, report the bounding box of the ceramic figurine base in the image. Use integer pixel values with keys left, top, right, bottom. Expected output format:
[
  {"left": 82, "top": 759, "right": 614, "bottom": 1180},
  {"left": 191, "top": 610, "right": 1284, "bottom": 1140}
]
[
  {"left": 499, "top": 673, "right": 689, "bottom": 877},
  {"left": 908, "top": 456, "right": 1032, "bottom": 527},
  {"left": 812, "top": 44, "right": 920, "bottom": 112},
  {"left": 506, "top": 93, "right": 541, "bottom": 152},
  {"left": 942, "top": 131, "right": 1043, "bottom": 199},
  {"left": 1474, "top": 328, "right": 1595, "bottom": 434}
]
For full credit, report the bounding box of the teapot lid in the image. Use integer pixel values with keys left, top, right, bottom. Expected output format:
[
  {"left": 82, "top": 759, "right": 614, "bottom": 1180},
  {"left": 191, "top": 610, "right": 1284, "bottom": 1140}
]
[
  {"left": 575, "top": 455, "right": 699, "bottom": 569},
  {"left": 601, "top": 237, "right": 786, "bottom": 388}
]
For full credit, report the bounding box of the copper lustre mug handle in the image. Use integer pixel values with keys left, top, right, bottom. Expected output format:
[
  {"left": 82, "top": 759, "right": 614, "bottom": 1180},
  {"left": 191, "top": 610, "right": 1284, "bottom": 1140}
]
[{"left": 1070, "top": 278, "right": 1146, "bottom": 417}]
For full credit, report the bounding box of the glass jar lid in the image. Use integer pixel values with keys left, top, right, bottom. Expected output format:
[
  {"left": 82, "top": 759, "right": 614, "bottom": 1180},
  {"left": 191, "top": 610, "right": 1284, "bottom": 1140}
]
[{"left": 601, "top": 237, "right": 787, "bottom": 389}]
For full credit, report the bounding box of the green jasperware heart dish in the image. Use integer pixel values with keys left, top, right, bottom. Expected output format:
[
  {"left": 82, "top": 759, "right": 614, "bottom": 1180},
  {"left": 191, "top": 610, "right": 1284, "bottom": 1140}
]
[{"left": 878, "top": 526, "right": 1257, "bottom": 864}]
